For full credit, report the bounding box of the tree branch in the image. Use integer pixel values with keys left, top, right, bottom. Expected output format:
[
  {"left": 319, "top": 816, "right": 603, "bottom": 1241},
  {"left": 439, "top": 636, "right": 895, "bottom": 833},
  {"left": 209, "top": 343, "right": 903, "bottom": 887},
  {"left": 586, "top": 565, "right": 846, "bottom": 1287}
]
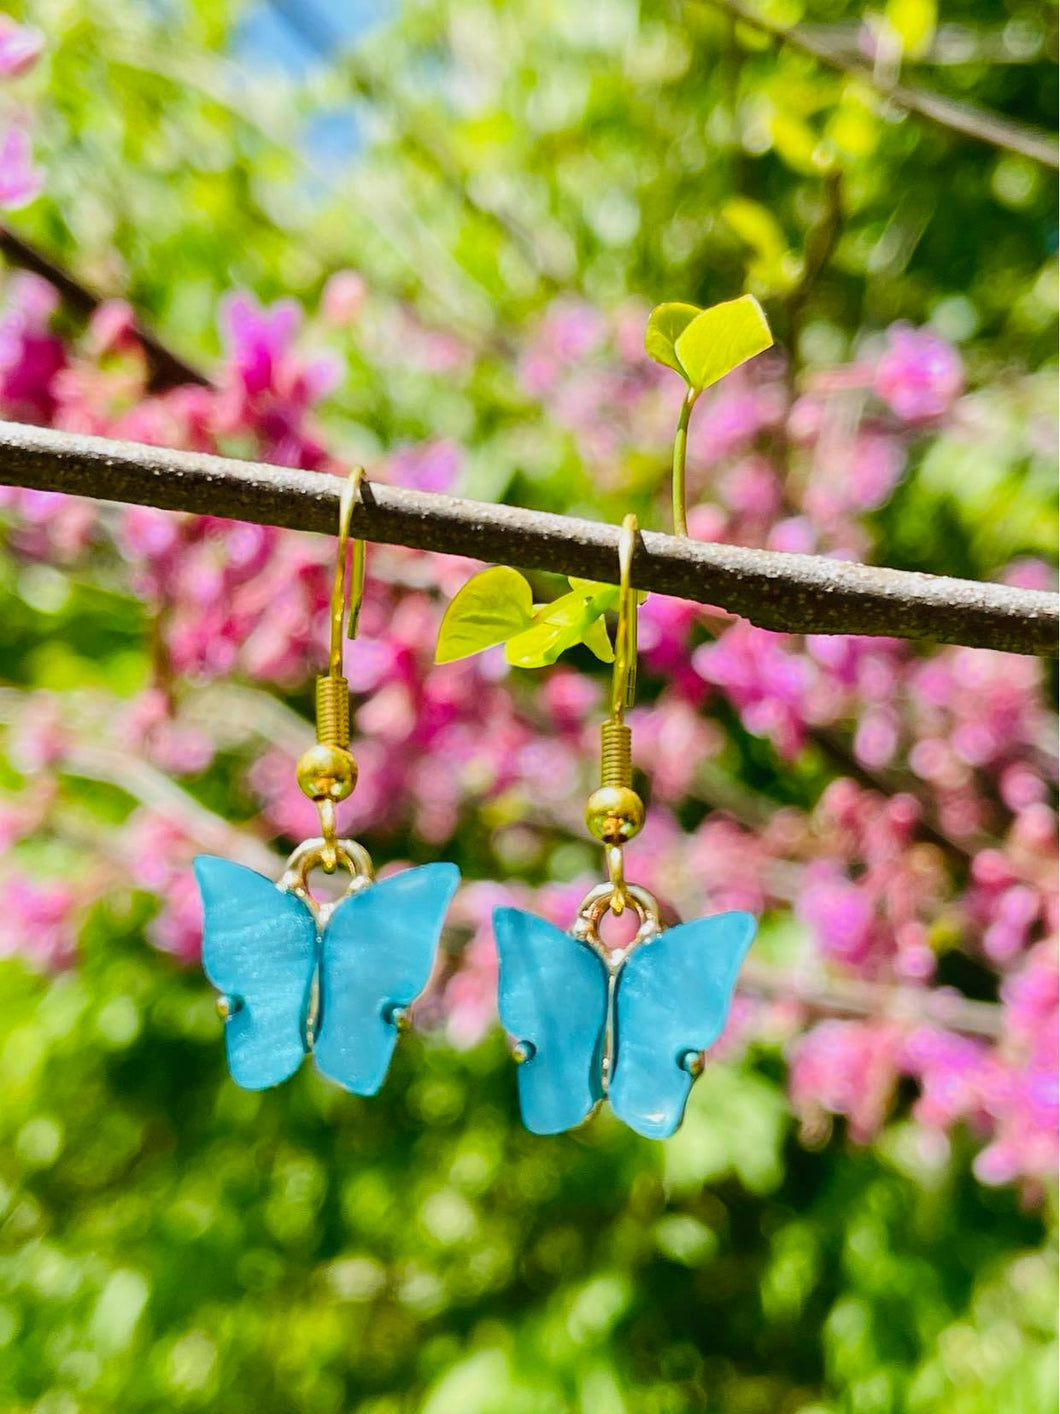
[
  {"left": 0, "top": 420, "right": 1055, "bottom": 655},
  {"left": 694, "top": 0, "right": 1060, "bottom": 169},
  {"left": 738, "top": 959, "right": 1002, "bottom": 1039},
  {"left": 0, "top": 227, "right": 211, "bottom": 392}
]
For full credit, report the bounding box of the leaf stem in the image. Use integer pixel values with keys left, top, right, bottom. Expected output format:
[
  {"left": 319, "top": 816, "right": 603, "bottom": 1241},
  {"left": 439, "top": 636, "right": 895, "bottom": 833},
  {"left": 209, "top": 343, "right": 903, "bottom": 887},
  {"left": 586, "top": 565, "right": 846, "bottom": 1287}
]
[{"left": 672, "top": 386, "right": 699, "bottom": 537}]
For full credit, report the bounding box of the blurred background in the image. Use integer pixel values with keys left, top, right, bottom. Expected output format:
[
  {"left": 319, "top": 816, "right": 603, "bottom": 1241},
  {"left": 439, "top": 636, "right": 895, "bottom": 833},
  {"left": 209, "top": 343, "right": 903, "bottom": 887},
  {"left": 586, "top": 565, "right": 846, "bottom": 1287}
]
[{"left": 0, "top": 0, "right": 1056, "bottom": 1410}]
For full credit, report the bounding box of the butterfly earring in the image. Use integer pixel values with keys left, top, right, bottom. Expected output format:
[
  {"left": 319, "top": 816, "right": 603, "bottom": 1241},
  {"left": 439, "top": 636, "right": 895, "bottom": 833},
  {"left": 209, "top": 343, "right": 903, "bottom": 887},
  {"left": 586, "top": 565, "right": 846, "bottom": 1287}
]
[
  {"left": 194, "top": 469, "right": 460, "bottom": 1093},
  {"left": 494, "top": 514, "right": 756, "bottom": 1139}
]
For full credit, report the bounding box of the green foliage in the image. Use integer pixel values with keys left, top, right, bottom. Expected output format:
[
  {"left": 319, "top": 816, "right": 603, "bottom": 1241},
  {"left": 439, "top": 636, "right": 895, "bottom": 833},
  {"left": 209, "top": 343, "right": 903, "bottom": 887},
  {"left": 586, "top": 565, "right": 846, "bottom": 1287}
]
[
  {"left": 884, "top": 0, "right": 939, "bottom": 60},
  {"left": 645, "top": 295, "right": 775, "bottom": 393},
  {"left": 642, "top": 302, "right": 701, "bottom": 378},
  {"left": 434, "top": 567, "right": 534, "bottom": 664},
  {"left": 0, "top": 930, "right": 1054, "bottom": 1413},
  {"left": 436, "top": 570, "right": 616, "bottom": 668},
  {"left": 721, "top": 200, "right": 800, "bottom": 296}
]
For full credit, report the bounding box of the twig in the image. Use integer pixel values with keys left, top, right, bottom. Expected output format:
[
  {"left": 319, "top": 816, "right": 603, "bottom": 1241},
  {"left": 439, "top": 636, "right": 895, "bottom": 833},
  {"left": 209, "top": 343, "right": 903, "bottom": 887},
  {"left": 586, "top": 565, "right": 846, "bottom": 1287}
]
[
  {"left": 785, "top": 168, "right": 844, "bottom": 349},
  {"left": 694, "top": 0, "right": 1060, "bottom": 169},
  {"left": 63, "top": 744, "right": 278, "bottom": 875},
  {"left": 0, "top": 420, "right": 1054, "bottom": 656},
  {"left": 0, "top": 227, "right": 211, "bottom": 392},
  {"left": 739, "top": 959, "right": 1002, "bottom": 1038}
]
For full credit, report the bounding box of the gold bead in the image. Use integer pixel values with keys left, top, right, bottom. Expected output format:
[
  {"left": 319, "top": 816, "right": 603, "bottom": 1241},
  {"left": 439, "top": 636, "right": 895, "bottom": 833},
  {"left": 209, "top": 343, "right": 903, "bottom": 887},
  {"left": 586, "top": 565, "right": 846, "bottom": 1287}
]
[
  {"left": 296, "top": 743, "right": 358, "bottom": 802},
  {"left": 585, "top": 785, "right": 645, "bottom": 845}
]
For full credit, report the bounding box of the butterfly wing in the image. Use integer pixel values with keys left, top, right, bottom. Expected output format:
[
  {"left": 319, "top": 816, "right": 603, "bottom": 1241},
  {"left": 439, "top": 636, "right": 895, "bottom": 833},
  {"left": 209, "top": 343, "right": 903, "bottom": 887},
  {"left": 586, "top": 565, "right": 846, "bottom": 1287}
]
[
  {"left": 609, "top": 912, "right": 756, "bottom": 1139},
  {"left": 313, "top": 862, "right": 459, "bottom": 1095},
  {"left": 494, "top": 908, "right": 609, "bottom": 1136},
  {"left": 193, "top": 855, "right": 316, "bottom": 1090}
]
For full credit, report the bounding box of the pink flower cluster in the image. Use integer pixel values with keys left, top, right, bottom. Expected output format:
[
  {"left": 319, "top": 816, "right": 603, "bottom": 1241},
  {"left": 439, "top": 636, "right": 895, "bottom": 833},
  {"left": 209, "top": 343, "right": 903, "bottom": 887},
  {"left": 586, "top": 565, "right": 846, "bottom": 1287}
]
[
  {"left": 0, "top": 17, "right": 44, "bottom": 209},
  {"left": 0, "top": 279, "right": 1054, "bottom": 1195}
]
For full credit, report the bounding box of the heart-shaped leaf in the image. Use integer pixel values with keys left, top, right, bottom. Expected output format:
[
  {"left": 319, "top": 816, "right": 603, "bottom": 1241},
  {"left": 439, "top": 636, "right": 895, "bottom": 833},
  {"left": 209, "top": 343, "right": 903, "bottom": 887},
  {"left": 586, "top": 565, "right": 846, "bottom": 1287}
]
[
  {"left": 644, "top": 302, "right": 701, "bottom": 377},
  {"left": 435, "top": 565, "right": 534, "bottom": 663},
  {"left": 673, "top": 294, "right": 773, "bottom": 392}
]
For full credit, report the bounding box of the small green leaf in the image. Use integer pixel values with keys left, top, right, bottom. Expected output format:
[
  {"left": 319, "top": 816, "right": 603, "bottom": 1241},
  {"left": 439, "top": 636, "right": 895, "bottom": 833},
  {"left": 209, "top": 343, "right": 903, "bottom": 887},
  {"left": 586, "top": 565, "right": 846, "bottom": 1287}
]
[
  {"left": 504, "top": 619, "right": 578, "bottom": 668},
  {"left": 435, "top": 566, "right": 533, "bottom": 663},
  {"left": 673, "top": 294, "right": 773, "bottom": 393},
  {"left": 581, "top": 612, "right": 614, "bottom": 663},
  {"left": 644, "top": 302, "right": 701, "bottom": 378},
  {"left": 505, "top": 591, "right": 590, "bottom": 668},
  {"left": 504, "top": 586, "right": 618, "bottom": 669}
]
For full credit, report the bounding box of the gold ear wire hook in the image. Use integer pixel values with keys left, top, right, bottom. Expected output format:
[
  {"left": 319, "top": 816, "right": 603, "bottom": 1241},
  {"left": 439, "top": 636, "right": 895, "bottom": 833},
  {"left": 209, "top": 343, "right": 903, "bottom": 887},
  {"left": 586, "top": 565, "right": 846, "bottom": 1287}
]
[
  {"left": 329, "top": 466, "right": 366, "bottom": 670},
  {"left": 586, "top": 513, "right": 645, "bottom": 914},
  {"left": 611, "top": 513, "right": 638, "bottom": 720},
  {"left": 297, "top": 467, "right": 366, "bottom": 872}
]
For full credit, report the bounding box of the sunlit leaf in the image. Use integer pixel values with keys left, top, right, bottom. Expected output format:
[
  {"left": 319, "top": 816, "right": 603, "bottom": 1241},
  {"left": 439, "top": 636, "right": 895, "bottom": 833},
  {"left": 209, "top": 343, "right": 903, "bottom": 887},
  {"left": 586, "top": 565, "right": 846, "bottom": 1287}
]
[
  {"left": 435, "top": 566, "right": 533, "bottom": 663},
  {"left": 581, "top": 612, "right": 614, "bottom": 663},
  {"left": 673, "top": 294, "right": 774, "bottom": 393},
  {"left": 770, "top": 112, "right": 830, "bottom": 176},
  {"left": 504, "top": 585, "right": 617, "bottom": 668},
  {"left": 504, "top": 618, "right": 579, "bottom": 668},
  {"left": 722, "top": 198, "right": 800, "bottom": 295},
  {"left": 884, "top": 0, "right": 937, "bottom": 58},
  {"left": 722, "top": 199, "right": 787, "bottom": 265},
  {"left": 644, "top": 302, "right": 701, "bottom": 378}
]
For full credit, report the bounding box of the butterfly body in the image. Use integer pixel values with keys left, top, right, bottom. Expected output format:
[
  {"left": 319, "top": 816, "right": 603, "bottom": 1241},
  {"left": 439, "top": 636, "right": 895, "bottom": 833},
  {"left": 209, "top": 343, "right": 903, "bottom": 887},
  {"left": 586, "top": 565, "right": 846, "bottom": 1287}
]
[
  {"left": 494, "top": 904, "right": 755, "bottom": 1138},
  {"left": 195, "top": 854, "right": 459, "bottom": 1094}
]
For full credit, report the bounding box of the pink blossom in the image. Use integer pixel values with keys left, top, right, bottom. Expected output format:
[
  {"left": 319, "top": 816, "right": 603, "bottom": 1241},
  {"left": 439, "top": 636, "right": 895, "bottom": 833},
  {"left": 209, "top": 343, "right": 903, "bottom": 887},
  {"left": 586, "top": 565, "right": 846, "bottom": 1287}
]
[
  {"left": 638, "top": 593, "right": 706, "bottom": 698},
  {"left": 767, "top": 516, "right": 817, "bottom": 554},
  {"left": 385, "top": 440, "right": 461, "bottom": 493},
  {"left": 629, "top": 700, "right": 720, "bottom": 803},
  {"left": 789, "top": 1020, "right": 903, "bottom": 1143},
  {"left": 0, "top": 127, "right": 42, "bottom": 208},
  {"left": 122, "top": 690, "right": 215, "bottom": 775},
  {"left": 684, "top": 817, "right": 770, "bottom": 915},
  {"left": 87, "top": 300, "right": 140, "bottom": 358},
  {"left": 222, "top": 292, "right": 302, "bottom": 398},
  {"left": 1002, "top": 558, "right": 1056, "bottom": 592},
  {"left": 797, "top": 863, "right": 876, "bottom": 969},
  {"left": 688, "top": 373, "right": 784, "bottom": 462},
  {"left": 721, "top": 456, "right": 782, "bottom": 521},
  {"left": 0, "top": 17, "right": 44, "bottom": 77},
  {"left": 0, "top": 272, "right": 66, "bottom": 420},
  {"left": 694, "top": 623, "right": 814, "bottom": 758},
  {"left": 320, "top": 270, "right": 366, "bottom": 324},
  {"left": 149, "top": 871, "right": 205, "bottom": 964},
  {"left": 537, "top": 298, "right": 606, "bottom": 362},
  {"left": 540, "top": 669, "right": 601, "bottom": 731},
  {"left": 0, "top": 876, "right": 78, "bottom": 969},
  {"left": 438, "top": 880, "right": 515, "bottom": 1046},
  {"left": 874, "top": 323, "right": 963, "bottom": 422}
]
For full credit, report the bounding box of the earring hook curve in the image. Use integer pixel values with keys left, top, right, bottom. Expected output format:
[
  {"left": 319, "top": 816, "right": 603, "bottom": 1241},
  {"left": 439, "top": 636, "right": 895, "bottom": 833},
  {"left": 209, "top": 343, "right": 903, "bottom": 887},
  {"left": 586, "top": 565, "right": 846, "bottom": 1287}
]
[
  {"left": 329, "top": 467, "right": 367, "bottom": 676},
  {"left": 610, "top": 512, "right": 638, "bottom": 721}
]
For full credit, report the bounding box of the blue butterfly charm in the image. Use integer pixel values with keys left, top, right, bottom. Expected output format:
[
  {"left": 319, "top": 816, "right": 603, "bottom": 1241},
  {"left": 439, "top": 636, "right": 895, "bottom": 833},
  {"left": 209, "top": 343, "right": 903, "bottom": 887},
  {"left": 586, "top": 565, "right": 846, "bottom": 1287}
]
[
  {"left": 494, "top": 885, "right": 755, "bottom": 1138},
  {"left": 194, "top": 848, "right": 459, "bottom": 1093}
]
